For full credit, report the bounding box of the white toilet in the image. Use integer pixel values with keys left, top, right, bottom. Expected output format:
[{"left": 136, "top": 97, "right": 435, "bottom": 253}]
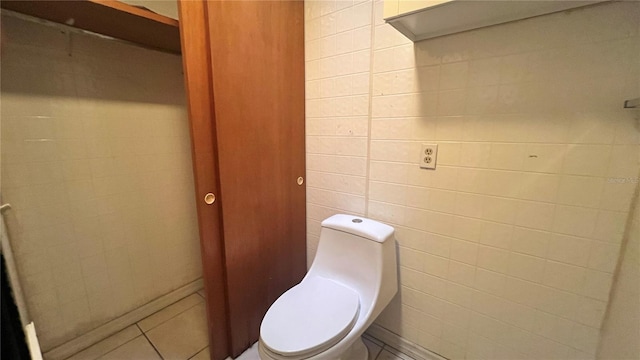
[{"left": 258, "top": 214, "right": 398, "bottom": 360}]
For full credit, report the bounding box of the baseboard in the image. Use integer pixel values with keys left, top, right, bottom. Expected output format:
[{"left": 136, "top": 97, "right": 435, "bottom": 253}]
[
  {"left": 44, "top": 278, "right": 204, "bottom": 360},
  {"left": 365, "top": 324, "right": 448, "bottom": 360}
]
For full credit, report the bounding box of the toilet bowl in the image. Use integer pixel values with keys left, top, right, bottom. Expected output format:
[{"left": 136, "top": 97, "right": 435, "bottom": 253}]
[{"left": 259, "top": 214, "right": 398, "bottom": 360}]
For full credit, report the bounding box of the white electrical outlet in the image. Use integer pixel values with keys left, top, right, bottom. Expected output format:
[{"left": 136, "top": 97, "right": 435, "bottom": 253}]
[{"left": 420, "top": 144, "right": 438, "bottom": 169}]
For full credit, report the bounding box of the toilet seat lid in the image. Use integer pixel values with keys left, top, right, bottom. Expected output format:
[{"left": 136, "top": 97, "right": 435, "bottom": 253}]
[{"left": 260, "top": 276, "right": 360, "bottom": 357}]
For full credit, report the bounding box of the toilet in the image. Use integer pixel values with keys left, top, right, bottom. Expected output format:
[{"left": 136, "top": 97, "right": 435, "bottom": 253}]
[{"left": 259, "top": 214, "right": 398, "bottom": 360}]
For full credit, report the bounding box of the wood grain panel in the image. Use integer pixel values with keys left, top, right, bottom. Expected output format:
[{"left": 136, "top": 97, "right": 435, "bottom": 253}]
[
  {"left": 205, "top": 0, "right": 307, "bottom": 356},
  {"left": 177, "top": 2, "right": 229, "bottom": 359},
  {"left": 1, "top": 0, "right": 181, "bottom": 53}
]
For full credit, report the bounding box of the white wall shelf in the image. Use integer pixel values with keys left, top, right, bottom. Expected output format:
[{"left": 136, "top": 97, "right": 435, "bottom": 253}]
[
  {"left": 384, "top": 0, "right": 607, "bottom": 42},
  {"left": 1, "top": 0, "right": 181, "bottom": 53}
]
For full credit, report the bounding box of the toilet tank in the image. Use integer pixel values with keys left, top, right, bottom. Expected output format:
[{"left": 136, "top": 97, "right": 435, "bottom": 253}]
[{"left": 307, "top": 215, "right": 398, "bottom": 320}]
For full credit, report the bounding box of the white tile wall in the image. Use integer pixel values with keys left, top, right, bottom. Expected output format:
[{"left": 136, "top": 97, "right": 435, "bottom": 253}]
[
  {"left": 305, "top": 1, "right": 640, "bottom": 359},
  {"left": 305, "top": 0, "right": 374, "bottom": 263},
  {"left": 597, "top": 171, "right": 640, "bottom": 359},
  {"left": 0, "top": 15, "right": 201, "bottom": 350}
]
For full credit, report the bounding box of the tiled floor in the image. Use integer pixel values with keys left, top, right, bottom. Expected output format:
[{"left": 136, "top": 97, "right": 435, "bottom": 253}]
[
  {"left": 66, "top": 291, "right": 208, "bottom": 360},
  {"left": 362, "top": 335, "right": 416, "bottom": 360},
  {"left": 65, "top": 290, "right": 416, "bottom": 360},
  {"left": 208, "top": 336, "right": 416, "bottom": 360}
]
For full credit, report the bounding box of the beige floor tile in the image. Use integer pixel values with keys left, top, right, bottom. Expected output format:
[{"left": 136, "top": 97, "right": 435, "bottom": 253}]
[
  {"left": 66, "top": 325, "right": 141, "bottom": 360},
  {"left": 197, "top": 289, "right": 205, "bottom": 298},
  {"left": 146, "top": 302, "right": 209, "bottom": 360},
  {"left": 138, "top": 294, "right": 203, "bottom": 332},
  {"left": 376, "top": 348, "right": 415, "bottom": 360},
  {"left": 235, "top": 342, "right": 259, "bottom": 360},
  {"left": 363, "top": 333, "right": 385, "bottom": 347},
  {"left": 190, "top": 347, "right": 210, "bottom": 360},
  {"left": 363, "top": 337, "right": 383, "bottom": 360},
  {"left": 225, "top": 342, "right": 259, "bottom": 360},
  {"left": 218, "top": 339, "right": 384, "bottom": 360},
  {"left": 98, "top": 336, "right": 161, "bottom": 360},
  {"left": 224, "top": 342, "right": 259, "bottom": 360}
]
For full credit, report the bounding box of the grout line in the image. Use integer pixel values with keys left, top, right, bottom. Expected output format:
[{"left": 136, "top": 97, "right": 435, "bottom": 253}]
[
  {"left": 366, "top": 179, "right": 622, "bottom": 214},
  {"left": 86, "top": 333, "right": 142, "bottom": 360},
  {"left": 381, "top": 343, "right": 417, "bottom": 360},
  {"left": 186, "top": 345, "right": 209, "bottom": 360},
  {"left": 138, "top": 293, "right": 203, "bottom": 333},
  {"left": 397, "top": 264, "right": 609, "bottom": 329},
  {"left": 306, "top": 170, "right": 367, "bottom": 179},
  {"left": 598, "top": 167, "right": 640, "bottom": 342},
  {"left": 306, "top": 152, "right": 369, "bottom": 159},
  {"left": 363, "top": 0, "right": 377, "bottom": 219},
  {"left": 363, "top": 332, "right": 385, "bottom": 348},
  {"left": 379, "top": 344, "right": 393, "bottom": 359},
  {"left": 371, "top": 344, "right": 384, "bottom": 360},
  {"left": 307, "top": 186, "right": 367, "bottom": 197},
  {"left": 137, "top": 324, "right": 164, "bottom": 360}
]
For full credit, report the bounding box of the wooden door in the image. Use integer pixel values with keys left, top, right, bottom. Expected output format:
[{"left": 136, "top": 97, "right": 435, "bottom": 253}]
[
  {"left": 177, "top": 2, "right": 230, "bottom": 359},
  {"left": 179, "top": 0, "right": 306, "bottom": 358},
  {"left": 206, "top": 0, "right": 306, "bottom": 357}
]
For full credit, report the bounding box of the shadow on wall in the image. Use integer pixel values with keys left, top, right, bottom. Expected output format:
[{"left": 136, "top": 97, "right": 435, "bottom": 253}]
[
  {"left": 405, "top": 1, "right": 638, "bottom": 117},
  {"left": 0, "top": 14, "right": 185, "bottom": 106},
  {"left": 0, "top": 12, "right": 199, "bottom": 351},
  {"left": 384, "top": 240, "right": 403, "bottom": 324}
]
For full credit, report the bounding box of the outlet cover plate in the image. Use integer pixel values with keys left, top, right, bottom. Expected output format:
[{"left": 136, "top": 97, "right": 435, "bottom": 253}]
[{"left": 420, "top": 144, "right": 438, "bottom": 169}]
